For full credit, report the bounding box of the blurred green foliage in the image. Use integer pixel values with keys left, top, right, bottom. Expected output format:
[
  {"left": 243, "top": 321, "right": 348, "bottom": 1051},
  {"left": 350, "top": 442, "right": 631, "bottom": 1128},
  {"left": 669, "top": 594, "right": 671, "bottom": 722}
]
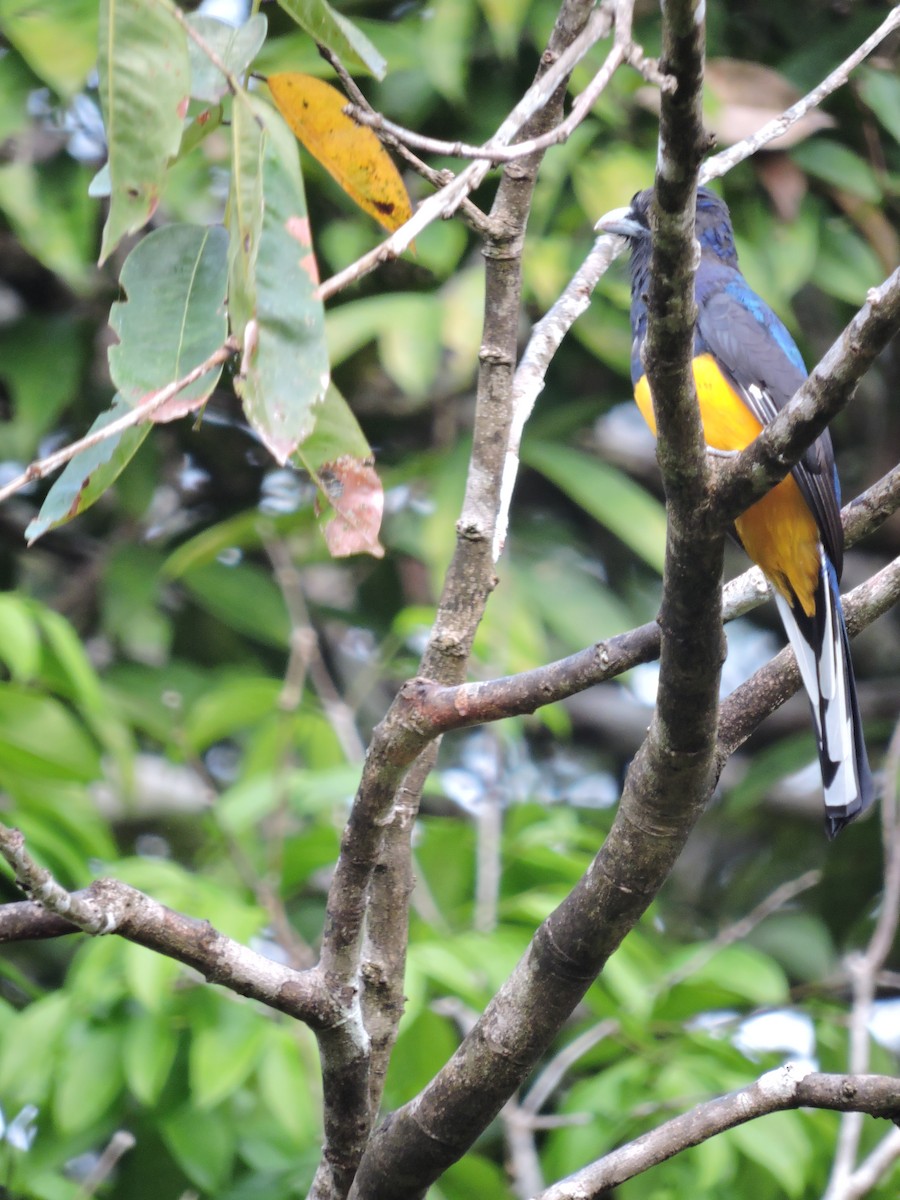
[{"left": 0, "top": 0, "right": 899, "bottom": 1197}]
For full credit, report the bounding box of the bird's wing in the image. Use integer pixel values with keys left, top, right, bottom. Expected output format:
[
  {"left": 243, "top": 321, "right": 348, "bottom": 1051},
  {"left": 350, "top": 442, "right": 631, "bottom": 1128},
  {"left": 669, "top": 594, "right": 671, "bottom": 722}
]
[{"left": 696, "top": 283, "right": 843, "bottom": 576}]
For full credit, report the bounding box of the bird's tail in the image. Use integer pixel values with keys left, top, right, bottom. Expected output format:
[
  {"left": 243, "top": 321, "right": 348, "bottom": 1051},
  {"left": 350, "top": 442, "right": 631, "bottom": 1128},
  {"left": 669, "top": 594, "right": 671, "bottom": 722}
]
[{"left": 772, "top": 552, "right": 875, "bottom": 838}]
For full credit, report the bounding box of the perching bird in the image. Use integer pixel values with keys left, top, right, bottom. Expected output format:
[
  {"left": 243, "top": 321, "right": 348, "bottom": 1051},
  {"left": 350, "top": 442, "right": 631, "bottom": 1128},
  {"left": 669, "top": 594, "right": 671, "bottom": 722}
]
[{"left": 597, "top": 187, "right": 874, "bottom": 836}]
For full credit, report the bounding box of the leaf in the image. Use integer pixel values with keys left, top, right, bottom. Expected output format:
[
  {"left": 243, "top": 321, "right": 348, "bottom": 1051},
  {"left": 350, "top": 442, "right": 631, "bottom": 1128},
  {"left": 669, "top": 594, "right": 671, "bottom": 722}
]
[
  {"left": 522, "top": 441, "right": 667, "bottom": 573},
  {"left": 0, "top": 0, "right": 98, "bottom": 97},
  {"left": 276, "top": 0, "right": 386, "bottom": 79},
  {"left": 161, "top": 1104, "right": 235, "bottom": 1193},
  {"left": 292, "top": 381, "right": 371, "bottom": 467},
  {"left": 189, "top": 1004, "right": 266, "bottom": 1108},
  {"left": 858, "top": 67, "right": 900, "bottom": 145},
  {"left": 123, "top": 1009, "right": 179, "bottom": 1105},
  {"left": 98, "top": 0, "right": 190, "bottom": 263},
  {"left": 0, "top": 596, "right": 41, "bottom": 682},
  {"left": 186, "top": 12, "right": 268, "bottom": 103},
  {"left": 791, "top": 138, "right": 883, "bottom": 203},
  {"left": 0, "top": 685, "right": 101, "bottom": 783},
  {"left": 108, "top": 223, "right": 229, "bottom": 418},
  {"left": 727, "top": 1110, "right": 811, "bottom": 1198},
  {"left": 228, "top": 94, "right": 330, "bottom": 463},
  {"left": 25, "top": 398, "right": 151, "bottom": 542},
  {"left": 316, "top": 455, "right": 384, "bottom": 559},
  {"left": 0, "top": 157, "right": 96, "bottom": 290},
  {"left": 53, "top": 1026, "right": 124, "bottom": 1135},
  {"left": 268, "top": 73, "right": 412, "bottom": 233}
]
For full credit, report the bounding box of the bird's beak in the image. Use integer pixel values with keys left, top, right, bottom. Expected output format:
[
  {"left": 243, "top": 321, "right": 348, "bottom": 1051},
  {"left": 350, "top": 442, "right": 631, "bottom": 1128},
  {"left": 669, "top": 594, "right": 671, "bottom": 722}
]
[{"left": 595, "top": 206, "right": 642, "bottom": 238}]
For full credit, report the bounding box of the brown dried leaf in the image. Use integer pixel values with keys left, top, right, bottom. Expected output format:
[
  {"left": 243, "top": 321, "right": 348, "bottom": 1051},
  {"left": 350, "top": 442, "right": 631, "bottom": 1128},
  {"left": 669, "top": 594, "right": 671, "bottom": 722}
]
[{"left": 317, "top": 456, "right": 385, "bottom": 559}]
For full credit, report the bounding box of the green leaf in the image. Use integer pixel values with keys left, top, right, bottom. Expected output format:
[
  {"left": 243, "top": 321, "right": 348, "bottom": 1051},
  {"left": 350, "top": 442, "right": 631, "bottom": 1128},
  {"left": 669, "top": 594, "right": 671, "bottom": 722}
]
[
  {"left": 0, "top": 50, "right": 38, "bottom": 143},
  {"left": 123, "top": 942, "right": 183, "bottom": 1012},
  {"left": 189, "top": 1004, "right": 266, "bottom": 1108},
  {"left": 858, "top": 67, "right": 900, "bottom": 144},
  {"left": 727, "top": 1110, "right": 811, "bottom": 1198},
  {"left": 257, "top": 1027, "right": 319, "bottom": 1140},
  {"left": 522, "top": 441, "right": 667, "bottom": 573},
  {"left": 0, "top": 316, "right": 88, "bottom": 460},
  {"left": 228, "top": 94, "right": 330, "bottom": 463},
  {"left": 0, "top": 994, "right": 69, "bottom": 1107},
  {"left": 53, "top": 1025, "right": 125, "bottom": 1134},
  {"left": 0, "top": 595, "right": 41, "bottom": 682},
  {"left": 109, "top": 223, "right": 229, "bottom": 415},
  {"left": 791, "top": 138, "right": 882, "bottom": 203},
  {"left": 0, "top": 157, "right": 96, "bottom": 289},
  {"left": 0, "top": 685, "right": 100, "bottom": 783},
  {"left": 292, "top": 383, "right": 371, "bottom": 471},
  {"left": 161, "top": 1103, "right": 236, "bottom": 1192},
  {"left": 98, "top": 0, "right": 191, "bottom": 263},
  {"left": 186, "top": 12, "right": 268, "bottom": 101},
  {"left": 25, "top": 397, "right": 152, "bottom": 542},
  {"left": 0, "top": 0, "right": 98, "bottom": 96},
  {"left": 179, "top": 560, "right": 291, "bottom": 648},
  {"left": 183, "top": 677, "right": 283, "bottom": 752},
  {"left": 123, "top": 1008, "right": 180, "bottom": 1105},
  {"left": 811, "top": 220, "right": 884, "bottom": 306},
  {"left": 276, "top": 0, "right": 386, "bottom": 79}
]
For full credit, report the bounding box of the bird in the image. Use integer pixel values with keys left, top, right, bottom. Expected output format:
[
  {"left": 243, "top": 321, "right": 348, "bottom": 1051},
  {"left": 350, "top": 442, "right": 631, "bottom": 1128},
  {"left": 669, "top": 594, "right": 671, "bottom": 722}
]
[{"left": 597, "top": 186, "right": 874, "bottom": 837}]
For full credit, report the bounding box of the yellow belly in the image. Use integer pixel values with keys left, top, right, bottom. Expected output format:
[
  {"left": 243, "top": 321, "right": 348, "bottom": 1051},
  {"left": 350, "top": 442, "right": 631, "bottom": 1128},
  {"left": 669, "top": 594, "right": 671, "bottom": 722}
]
[{"left": 635, "top": 354, "right": 820, "bottom": 616}]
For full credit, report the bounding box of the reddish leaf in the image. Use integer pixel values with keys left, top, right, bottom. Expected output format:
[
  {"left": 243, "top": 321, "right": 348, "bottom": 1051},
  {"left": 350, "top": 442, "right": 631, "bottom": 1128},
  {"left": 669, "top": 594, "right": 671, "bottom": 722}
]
[{"left": 316, "top": 456, "right": 384, "bottom": 559}]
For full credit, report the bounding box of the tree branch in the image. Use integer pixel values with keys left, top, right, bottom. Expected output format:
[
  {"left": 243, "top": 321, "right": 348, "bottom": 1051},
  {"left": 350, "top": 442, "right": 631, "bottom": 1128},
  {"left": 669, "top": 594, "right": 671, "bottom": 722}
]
[
  {"left": 0, "top": 339, "right": 237, "bottom": 508},
  {"left": 534, "top": 1068, "right": 900, "bottom": 1200},
  {"left": 316, "top": 3, "right": 612, "bottom": 301},
  {"left": 0, "top": 824, "right": 341, "bottom": 1028}
]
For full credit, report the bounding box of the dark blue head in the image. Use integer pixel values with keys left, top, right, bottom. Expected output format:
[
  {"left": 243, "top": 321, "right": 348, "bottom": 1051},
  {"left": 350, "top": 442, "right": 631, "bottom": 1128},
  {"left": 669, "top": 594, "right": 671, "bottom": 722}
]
[{"left": 598, "top": 186, "right": 740, "bottom": 294}]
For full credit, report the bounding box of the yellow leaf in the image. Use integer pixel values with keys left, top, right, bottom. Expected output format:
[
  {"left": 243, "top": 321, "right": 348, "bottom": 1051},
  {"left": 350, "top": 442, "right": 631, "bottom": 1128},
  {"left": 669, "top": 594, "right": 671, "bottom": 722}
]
[{"left": 268, "top": 73, "right": 412, "bottom": 234}]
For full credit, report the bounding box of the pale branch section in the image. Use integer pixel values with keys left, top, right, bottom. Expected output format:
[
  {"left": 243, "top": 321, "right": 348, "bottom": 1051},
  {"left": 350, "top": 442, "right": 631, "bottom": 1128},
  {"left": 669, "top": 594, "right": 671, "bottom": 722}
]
[
  {"left": 0, "top": 339, "right": 237, "bottom": 508},
  {"left": 534, "top": 1068, "right": 900, "bottom": 1200},
  {"left": 0, "top": 825, "right": 343, "bottom": 1029}
]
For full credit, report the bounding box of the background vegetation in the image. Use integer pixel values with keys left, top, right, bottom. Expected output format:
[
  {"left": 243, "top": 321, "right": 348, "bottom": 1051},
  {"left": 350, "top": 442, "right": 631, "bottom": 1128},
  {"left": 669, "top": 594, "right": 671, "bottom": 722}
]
[{"left": 0, "top": 0, "right": 898, "bottom": 1197}]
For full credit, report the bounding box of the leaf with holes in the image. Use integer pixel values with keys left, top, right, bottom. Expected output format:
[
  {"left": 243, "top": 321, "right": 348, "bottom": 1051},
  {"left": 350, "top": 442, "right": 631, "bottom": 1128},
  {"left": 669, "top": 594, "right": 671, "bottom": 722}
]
[
  {"left": 269, "top": 73, "right": 412, "bottom": 233},
  {"left": 98, "top": 0, "right": 190, "bottom": 263},
  {"left": 228, "top": 95, "right": 329, "bottom": 463},
  {"left": 109, "top": 223, "right": 229, "bottom": 420},
  {"left": 316, "top": 455, "right": 384, "bottom": 559}
]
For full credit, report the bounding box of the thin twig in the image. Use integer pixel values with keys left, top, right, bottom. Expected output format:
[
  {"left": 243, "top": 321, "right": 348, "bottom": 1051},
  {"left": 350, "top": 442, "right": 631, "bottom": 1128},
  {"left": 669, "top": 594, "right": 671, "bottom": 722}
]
[
  {"left": 317, "top": 42, "right": 493, "bottom": 239},
  {"left": 701, "top": 5, "right": 900, "bottom": 183},
  {"left": 533, "top": 1069, "right": 900, "bottom": 1200},
  {"left": 824, "top": 714, "right": 900, "bottom": 1200},
  {"left": 317, "top": 4, "right": 613, "bottom": 301},
  {"left": 0, "top": 340, "right": 237, "bottom": 507}
]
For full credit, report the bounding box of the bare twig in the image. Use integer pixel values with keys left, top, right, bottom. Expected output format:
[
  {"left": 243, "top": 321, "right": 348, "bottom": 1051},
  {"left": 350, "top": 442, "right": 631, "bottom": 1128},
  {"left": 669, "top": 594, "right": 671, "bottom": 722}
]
[
  {"left": 701, "top": 5, "right": 900, "bottom": 183},
  {"left": 533, "top": 1068, "right": 900, "bottom": 1200},
  {"left": 0, "top": 823, "right": 339, "bottom": 1027},
  {"left": 342, "top": 2, "right": 664, "bottom": 168},
  {"left": 74, "top": 1131, "right": 137, "bottom": 1200},
  {"left": 824, "top": 715, "right": 900, "bottom": 1200},
  {"left": 0, "top": 340, "right": 237, "bottom": 507},
  {"left": 316, "top": 42, "right": 493, "bottom": 239},
  {"left": 316, "top": 4, "right": 613, "bottom": 301}
]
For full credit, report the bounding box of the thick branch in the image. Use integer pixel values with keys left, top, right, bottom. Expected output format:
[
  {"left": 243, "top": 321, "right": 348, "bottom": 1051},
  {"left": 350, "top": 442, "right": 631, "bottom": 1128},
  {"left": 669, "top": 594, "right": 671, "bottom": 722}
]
[
  {"left": 534, "top": 1068, "right": 900, "bottom": 1200},
  {"left": 0, "top": 826, "right": 340, "bottom": 1028}
]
